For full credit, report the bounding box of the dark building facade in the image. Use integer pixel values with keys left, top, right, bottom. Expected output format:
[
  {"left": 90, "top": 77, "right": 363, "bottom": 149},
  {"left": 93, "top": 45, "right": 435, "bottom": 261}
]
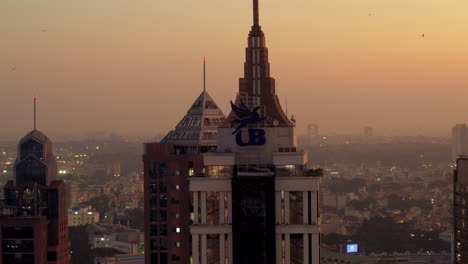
[
  {"left": 454, "top": 157, "right": 468, "bottom": 263},
  {"left": 0, "top": 130, "right": 70, "bottom": 264},
  {"left": 143, "top": 89, "right": 225, "bottom": 264}
]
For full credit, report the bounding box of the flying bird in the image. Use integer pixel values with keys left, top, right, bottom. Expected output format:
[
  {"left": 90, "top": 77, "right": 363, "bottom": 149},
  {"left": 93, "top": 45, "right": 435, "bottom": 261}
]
[
  {"left": 422, "top": 34, "right": 425, "bottom": 37},
  {"left": 10, "top": 67, "right": 16, "bottom": 72}
]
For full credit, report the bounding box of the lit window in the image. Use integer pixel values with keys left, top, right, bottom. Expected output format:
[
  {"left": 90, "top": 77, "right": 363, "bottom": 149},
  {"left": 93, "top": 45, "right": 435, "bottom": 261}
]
[{"left": 176, "top": 227, "right": 180, "bottom": 233}]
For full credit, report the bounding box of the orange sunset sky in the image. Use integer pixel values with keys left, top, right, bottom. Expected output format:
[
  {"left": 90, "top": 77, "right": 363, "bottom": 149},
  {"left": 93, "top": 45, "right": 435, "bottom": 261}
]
[{"left": 1, "top": 0, "right": 468, "bottom": 139}]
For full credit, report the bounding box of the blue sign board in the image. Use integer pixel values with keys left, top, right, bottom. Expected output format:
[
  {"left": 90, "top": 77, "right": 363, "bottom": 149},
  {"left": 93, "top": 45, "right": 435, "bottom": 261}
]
[
  {"left": 236, "top": 129, "right": 266, "bottom": 146},
  {"left": 346, "top": 244, "right": 358, "bottom": 253}
]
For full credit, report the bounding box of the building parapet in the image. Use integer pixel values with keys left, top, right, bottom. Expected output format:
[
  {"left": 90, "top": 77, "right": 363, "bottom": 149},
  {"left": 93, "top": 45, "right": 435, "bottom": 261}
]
[
  {"left": 276, "top": 224, "right": 320, "bottom": 234},
  {"left": 190, "top": 225, "right": 232, "bottom": 235}
]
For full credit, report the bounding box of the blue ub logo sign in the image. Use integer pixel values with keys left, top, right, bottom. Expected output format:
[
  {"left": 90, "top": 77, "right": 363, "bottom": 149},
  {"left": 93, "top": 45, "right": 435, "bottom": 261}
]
[
  {"left": 236, "top": 129, "right": 266, "bottom": 146},
  {"left": 230, "top": 100, "right": 267, "bottom": 146}
]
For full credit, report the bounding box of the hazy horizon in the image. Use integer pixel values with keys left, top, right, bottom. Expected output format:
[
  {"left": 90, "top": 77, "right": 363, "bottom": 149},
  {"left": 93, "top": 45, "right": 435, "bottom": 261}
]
[{"left": 2, "top": 0, "right": 468, "bottom": 140}]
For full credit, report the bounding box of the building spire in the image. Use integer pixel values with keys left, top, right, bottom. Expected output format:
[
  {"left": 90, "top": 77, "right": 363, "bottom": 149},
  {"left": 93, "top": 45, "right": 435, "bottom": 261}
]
[
  {"left": 253, "top": 0, "right": 259, "bottom": 26},
  {"left": 33, "top": 95, "right": 38, "bottom": 130},
  {"left": 203, "top": 57, "right": 206, "bottom": 92}
]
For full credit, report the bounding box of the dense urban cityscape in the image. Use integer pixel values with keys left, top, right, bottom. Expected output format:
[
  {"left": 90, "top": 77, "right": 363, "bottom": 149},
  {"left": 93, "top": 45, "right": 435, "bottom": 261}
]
[{"left": 1, "top": 0, "right": 467, "bottom": 264}]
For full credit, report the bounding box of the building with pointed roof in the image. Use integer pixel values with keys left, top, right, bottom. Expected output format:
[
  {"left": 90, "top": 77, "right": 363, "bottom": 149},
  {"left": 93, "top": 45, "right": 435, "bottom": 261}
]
[
  {"left": 189, "top": 1, "right": 321, "bottom": 264},
  {"left": 161, "top": 90, "right": 226, "bottom": 152},
  {"left": 0, "top": 99, "right": 70, "bottom": 264},
  {"left": 143, "top": 62, "right": 225, "bottom": 264}
]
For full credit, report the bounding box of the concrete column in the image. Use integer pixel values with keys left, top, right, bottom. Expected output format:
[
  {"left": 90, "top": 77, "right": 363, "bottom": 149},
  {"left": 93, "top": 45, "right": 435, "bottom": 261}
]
[
  {"left": 201, "top": 234, "right": 207, "bottom": 264},
  {"left": 285, "top": 234, "right": 291, "bottom": 264},
  {"left": 311, "top": 191, "right": 318, "bottom": 224},
  {"left": 284, "top": 191, "right": 290, "bottom": 224},
  {"left": 193, "top": 192, "right": 199, "bottom": 224},
  {"left": 275, "top": 191, "right": 282, "bottom": 224},
  {"left": 227, "top": 192, "right": 232, "bottom": 224},
  {"left": 312, "top": 234, "right": 320, "bottom": 264},
  {"left": 303, "top": 191, "right": 309, "bottom": 225},
  {"left": 192, "top": 235, "right": 199, "bottom": 264},
  {"left": 276, "top": 234, "right": 282, "bottom": 264},
  {"left": 220, "top": 234, "right": 226, "bottom": 264},
  {"left": 201, "top": 191, "right": 207, "bottom": 224},
  {"left": 228, "top": 233, "right": 233, "bottom": 264},
  {"left": 220, "top": 192, "right": 225, "bottom": 224},
  {"left": 303, "top": 234, "right": 309, "bottom": 264}
]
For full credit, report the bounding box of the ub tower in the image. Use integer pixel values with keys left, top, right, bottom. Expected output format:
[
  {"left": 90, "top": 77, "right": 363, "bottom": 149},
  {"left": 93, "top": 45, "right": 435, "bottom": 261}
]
[{"left": 189, "top": 1, "right": 321, "bottom": 264}]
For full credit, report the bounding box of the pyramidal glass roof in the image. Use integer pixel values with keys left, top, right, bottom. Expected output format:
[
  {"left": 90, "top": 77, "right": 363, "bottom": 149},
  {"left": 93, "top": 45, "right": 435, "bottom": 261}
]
[{"left": 161, "top": 91, "right": 226, "bottom": 146}]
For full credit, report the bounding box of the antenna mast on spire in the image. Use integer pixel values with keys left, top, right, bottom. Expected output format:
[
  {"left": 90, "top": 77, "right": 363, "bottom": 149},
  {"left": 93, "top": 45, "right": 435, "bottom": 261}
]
[
  {"left": 203, "top": 57, "right": 206, "bottom": 92},
  {"left": 33, "top": 96, "right": 38, "bottom": 130},
  {"left": 253, "top": 0, "right": 260, "bottom": 26}
]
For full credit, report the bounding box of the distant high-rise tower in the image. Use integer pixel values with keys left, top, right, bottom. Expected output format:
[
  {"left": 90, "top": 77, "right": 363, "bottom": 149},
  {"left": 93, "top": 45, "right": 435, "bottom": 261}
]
[
  {"left": 143, "top": 60, "right": 226, "bottom": 264},
  {"left": 364, "top": 126, "right": 373, "bottom": 138},
  {"left": 0, "top": 99, "right": 70, "bottom": 264},
  {"left": 454, "top": 157, "right": 468, "bottom": 263},
  {"left": 189, "top": 1, "right": 321, "bottom": 263},
  {"left": 452, "top": 124, "right": 468, "bottom": 162}
]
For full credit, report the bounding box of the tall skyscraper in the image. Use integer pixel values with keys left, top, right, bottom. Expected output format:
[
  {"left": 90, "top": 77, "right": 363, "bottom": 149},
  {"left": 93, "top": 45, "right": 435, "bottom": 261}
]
[
  {"left": 363, "top": 126, "right": 373, "bottom": 138},
  {"left": 452, "top": 124, "right": 468, "bottom": 162},
  {"left": 0, "top": 101, "right": 70, "bottom": 264},
  {"left": 189, "top": 1, "right": 321, "bottom": 263},
  {"left": 143, "top": 61, "right": 226, "bottom": 264},
  {"left": 454, "top": 157, "right": 468, "bottom": 263}
]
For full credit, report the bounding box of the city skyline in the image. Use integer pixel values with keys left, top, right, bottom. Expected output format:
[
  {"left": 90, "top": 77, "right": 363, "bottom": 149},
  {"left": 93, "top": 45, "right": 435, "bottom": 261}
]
[{"left": 2, "top": 0, "right": 468, "bottom": 138}]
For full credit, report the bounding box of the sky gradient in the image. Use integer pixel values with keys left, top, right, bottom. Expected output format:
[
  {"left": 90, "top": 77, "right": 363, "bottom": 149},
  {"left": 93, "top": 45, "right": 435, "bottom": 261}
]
[{"left": 1, "top": 0, "right": 468, "bottom": 140}]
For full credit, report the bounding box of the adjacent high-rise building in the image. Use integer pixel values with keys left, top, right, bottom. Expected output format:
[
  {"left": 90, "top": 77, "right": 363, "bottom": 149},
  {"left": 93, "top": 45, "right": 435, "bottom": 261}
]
[
  {"left": 0, "top": 123, "right": 70, "bottom": 263},
  {"left": 143, "top": 61, "right": 226, "bottom": 264},
  {"left": 189, "top": 1, "right": 321, "bottom": 263},
  {"left": 452, "top": 124, "right": 468, "bottom": 162},
  {"left": 454, "top": 157, "right": 468, "bottom": 263}
]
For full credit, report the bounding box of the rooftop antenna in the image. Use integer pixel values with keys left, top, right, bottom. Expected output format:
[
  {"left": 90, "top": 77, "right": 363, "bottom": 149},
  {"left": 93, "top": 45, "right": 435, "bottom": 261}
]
[
  {"left": 33, "top": 95, "right": 38, "bottom": 130},
  {"left": 253, "top": 0, "right": 259, "bottom": 26},
  {"left": 203, "top": 57, "right": 206, "bottom": 92}
]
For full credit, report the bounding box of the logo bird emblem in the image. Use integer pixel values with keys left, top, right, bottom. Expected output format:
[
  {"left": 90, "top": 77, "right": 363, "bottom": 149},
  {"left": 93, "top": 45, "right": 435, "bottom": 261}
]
[{"left": 230, "top": 100, "right": 266, "bottom": 135}]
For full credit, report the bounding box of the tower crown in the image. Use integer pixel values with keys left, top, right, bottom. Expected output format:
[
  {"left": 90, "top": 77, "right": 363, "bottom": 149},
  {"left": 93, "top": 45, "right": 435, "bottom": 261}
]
[{"left": 223, "top": 0, "right": 292, "bottom": 128}]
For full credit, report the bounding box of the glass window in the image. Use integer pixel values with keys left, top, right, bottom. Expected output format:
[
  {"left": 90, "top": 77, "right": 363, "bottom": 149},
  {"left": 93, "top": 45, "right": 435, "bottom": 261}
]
[
  {"left": 149, "top": 184, "right": 157, "bottom": 194},
  {"left": 150, "top": 196, "right": 158, "bottom": 208},
  {"left": 289, "top": 192, "right": 303, "bottom": 225},
  {"left": 160, "top": 195, "right": 167, "bottom": 208},
  {"left": 151, "top": 240, "right": 158, "bottom": 250},
  {"left": 160, "top": 210, "right": 167, "bottom": 222},
  {"left": 150, "top": 211, "right": 157, "bottom": 222},
  {"left": 159, "top": 163, "right": 167, "bottom": 178},
  {"left": 160, "top": 253, "right": 168, "bottom": 264},
  {"left": 276, "top": 165, "right": 303, "bottom": 177},
  {"left": 159, "top": 182, "right": 167, "bottom": 193},
  {"left": 149, "top": 161, "right": 157, "bottom": 179},
  {"left": 150, "top": 224, "right": 158, "bottom": 236},
  {"left": 160, "top": 225, "right": 167, "bottom": 236}
]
